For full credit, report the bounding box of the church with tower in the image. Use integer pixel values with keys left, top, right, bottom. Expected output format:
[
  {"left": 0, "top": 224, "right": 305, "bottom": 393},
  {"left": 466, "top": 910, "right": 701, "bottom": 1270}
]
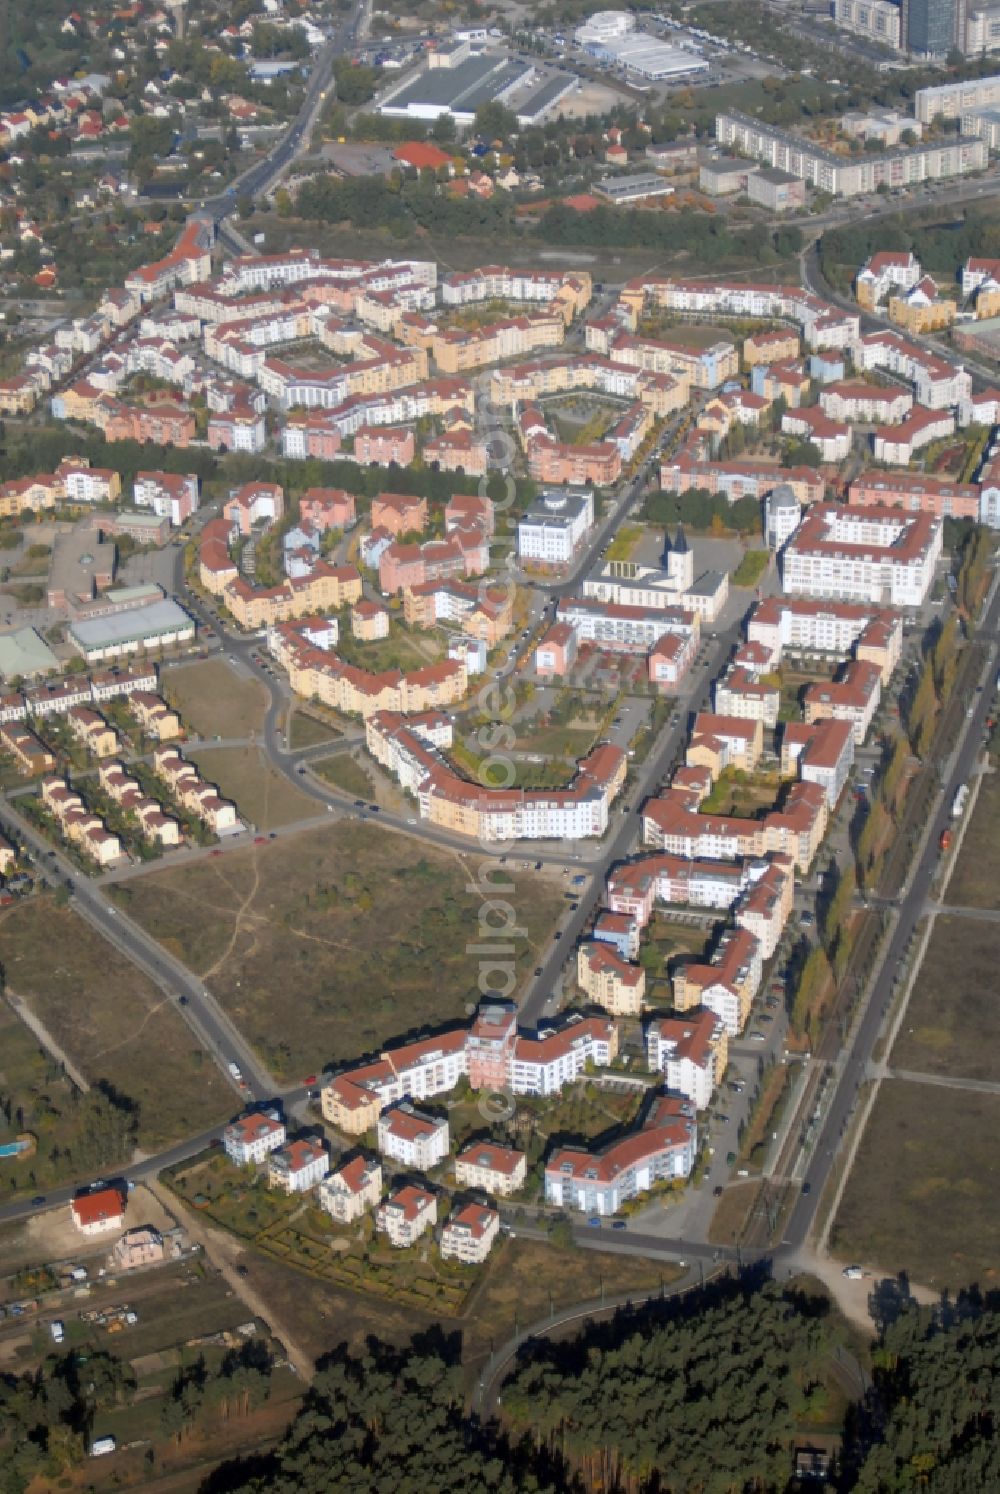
[{"left": 581, "top": 525, "right": 727, "bottom": 622}]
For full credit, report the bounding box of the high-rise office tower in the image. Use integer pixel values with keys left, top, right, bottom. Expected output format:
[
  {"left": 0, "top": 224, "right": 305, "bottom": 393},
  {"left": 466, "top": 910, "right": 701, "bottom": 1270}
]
[{"left": 903, "top": 0, "right": 959, "bottom": 53}]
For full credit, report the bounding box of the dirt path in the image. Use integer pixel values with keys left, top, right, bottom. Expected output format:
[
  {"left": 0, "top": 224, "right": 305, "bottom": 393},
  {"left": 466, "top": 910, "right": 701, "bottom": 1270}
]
[
  {"left": 147, "top": 1179, "right": 314, "bottom": 1382},
  {"left": 788, "top": 1244, "right": 939, "bottom": 1335},
  {"left": 4, "top": 990, "right": 90, "bottom": 1092}
]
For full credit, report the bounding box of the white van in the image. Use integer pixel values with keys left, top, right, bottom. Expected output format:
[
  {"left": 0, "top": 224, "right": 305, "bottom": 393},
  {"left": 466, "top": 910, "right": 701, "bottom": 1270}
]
[
  {"left": 90, "top": 1437, "right": 116, "bottom": 1458},
  {"left": 49, "top": 1320, "right": 65, "bottom": 1344}
]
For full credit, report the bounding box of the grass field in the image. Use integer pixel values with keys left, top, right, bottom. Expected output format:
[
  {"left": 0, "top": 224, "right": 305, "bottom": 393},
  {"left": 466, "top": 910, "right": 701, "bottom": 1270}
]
[
  {"left": 188, "top": 745, "right": 316, "bottom": 830},
  {"left": 162, "top": 659, "right": 268, "bottom": 740},
  {"left": 0, "top": 897, "right": 233, "bottom": 1152},
  {"left": 514, "top": 724, "right": 598, "bottom": 758},
  {"left": 732, "top": 548, "right": 770, "bottom": 588},
  {"left": 311, "top": 751, "right": 375, "bottom": 800},
  {"left": 830, "top": 1079, "right": 1000, "bottom": 1290},
  {"left": 947, "top": 770, "right": 1000, "bottom": 910},
  {"left": 110, "top": 822, "right": 565, "bottom": 1079},
  {"left": 287, "top": 710, "right": 342, "bottom": 749},
  {"left": 890, "top": 915, "right": 1000, "bottom": 1082}
]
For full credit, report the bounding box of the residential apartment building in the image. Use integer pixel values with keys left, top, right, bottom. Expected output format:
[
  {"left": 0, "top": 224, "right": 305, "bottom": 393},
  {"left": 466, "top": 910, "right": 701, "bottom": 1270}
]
[
  {"left": 453, "top": 1141, "right": 526, "bottom": 1198},
  {"left": 716, "top": 111, "right": 987, "bottom": 198},
  {"left": 645, "top": 1010, "right": 729, "bottom": 1110},
  {"left": 375, "top": 1185, "right": 437, "bottom": 1248},
  {"left": 0, "top": 723, "right": 56, "bottom": 775},
  {"left": 268, "top": 1137, "right": 329, "bottom": 1194},
  {"left": 803, "top": 659, "right": 882, "bottom": 745},
  {"left": 133, "top": 471, "right": 199, "bottom": 527},
  {"left": 746, "top": 596, "right": 903, "bottom": 680},
  {"left": 440, "top": 1202, "right": 500, "bottom": 1264},
  {"left": 223, "top": 1110, "right": 287, "bottom": 1166},
  {"left": 781, "top": 718, "right": 856, "bottom": 807},
  {"left": 318, "top": 1156, "right": 383, "bottom": 1223},
  {"left": 687, "top": 713, "right": 764, "bottom": 776},
  {"left": 544, "top": 1096, "right": 698, "bottom": 1215},
  {"left": 781, "top": 504, "right": 942, "bottom": 608},
  {"left": 576, "top": 940, "right": 646, "bottom": 1017},
  {"left": 713, "top": 667, "right": 779, "bottom": 729},
  {"left": 321, "top": 1028, "right": 470, "bottom": 1135},
  {"left": 376, "top": 1102, "right": 450, "bottom": 1170},
  {"left": 368, "top": 712, "right": 626, "bottom": 841},
  {"left": 673, "top": 925, "right": 763, "bottom": 1035}
]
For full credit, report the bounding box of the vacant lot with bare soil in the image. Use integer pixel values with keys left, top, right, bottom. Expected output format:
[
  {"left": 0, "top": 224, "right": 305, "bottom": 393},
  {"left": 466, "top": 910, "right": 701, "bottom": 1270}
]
[
  {"left": 890, "top": 915, "right": 1000, "bottom": 1082},
  {"left": 947, "top": 768, "right": 1000, "bottom": 910},
  {"left": 110, "top": 822, "right": 564, "bottom": 1078},
  {"left": 162, "top": 658, "right": 268, "bottom": 740},
  {"left": 830, "top": 1079, "right": 1000, "bottom": 1291},
  {"left": 189, "top": 744, "right": 316, "bottom": 830}
]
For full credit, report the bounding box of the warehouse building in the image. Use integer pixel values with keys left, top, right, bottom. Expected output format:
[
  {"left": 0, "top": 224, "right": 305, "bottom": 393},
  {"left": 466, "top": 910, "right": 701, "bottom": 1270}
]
[{"left": 68, "top": 597, "right": 195, "bottom": 662}]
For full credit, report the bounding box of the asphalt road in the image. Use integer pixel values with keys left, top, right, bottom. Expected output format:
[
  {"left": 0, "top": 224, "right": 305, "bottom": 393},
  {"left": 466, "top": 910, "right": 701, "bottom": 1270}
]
[
  {"left": 197, "top": 0, "right": 369, "bottom": 228},
  {"left": 781, "top": 576, "right": 1000, "bottom": 1251},
  {"left": 0, "top": 797, "right": 276, "bottom": 1100}
]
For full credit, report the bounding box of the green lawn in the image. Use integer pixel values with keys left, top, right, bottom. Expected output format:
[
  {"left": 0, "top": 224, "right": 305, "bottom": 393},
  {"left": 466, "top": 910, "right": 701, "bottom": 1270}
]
[
  {"left": 311, "top": 752, "right": 375, "bottom": 800},
  {"left": 287, "top": 711, "right": 342, "bottom": 749},
  {"left": 732, "top": 548, "right": 770, "bottom": 588}
]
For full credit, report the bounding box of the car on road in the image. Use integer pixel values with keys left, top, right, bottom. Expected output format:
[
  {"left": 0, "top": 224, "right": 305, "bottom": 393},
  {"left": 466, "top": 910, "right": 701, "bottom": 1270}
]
[
  {"left": 303, "top": 1074, "right": 317, "bottom": 1086},
  {"left": 713, "top": 1184, "right": 724, "bottom": 1197},
  {"left": 178, "top": 995, "right": 189, "bottom": 1005},
  {"left": 354, "top": 799, "right": 365, "bottom": 807},
  {"left": 534, "top": 966, "right": 543, "bottom": 976},
  {"left": 800, "top": 910, "right": 815, "bottom": 927},
  {"left": 611, "top": 1219, "right": 627, "bottom": 1229},
  {"left": 32, "top": 1195, "right": 46, "bottom": 1207},
  {"left": 842, "top": 1264, "right": 863, "bottom": 1280},
  {"left": 759, "top": 1014, "right": 774, "bottom": 1024},
  {"left": 801, "top": 1181, "right": 812, "bottom": 1195},
  {"left": 586, "top": 1216, "right": 601, "bottom": 1227},
  {"left": 254, "top": 836, "right": 266, "bottom": 845},
  {"left": 750, "top": 1032, "right": 767, "bottom": 1043},
  {"left": 210, "top": 849, "right": 223, "bottom": 857}
]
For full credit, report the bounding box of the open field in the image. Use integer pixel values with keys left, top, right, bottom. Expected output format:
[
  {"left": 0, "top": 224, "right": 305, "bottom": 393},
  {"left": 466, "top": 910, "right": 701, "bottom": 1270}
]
[
  {"left": 311, "top": 751, "right": 375, "bottom": 800},
  {"left": 287, "top": 710, "right": 342, "bottom": 749},
  {"left": 514, "top": 723, "right": 599, "bottom": 758},
  {"left": 890, "top": 915, "right": 1000, "bottom": 1082},
  {"left": 198, "top": 1223, "right": 679, "bottom": 1392},
  {"left": 110, "top": 822, "right": 565, "bottom": 1079},
  {"left": 830, "top": 1079, "right": 1000, "bottom": 1290},
  {"left": 188, "top": 745, "right": 316, "bottom": 830},
  {"left": 947, "top": 769, "right": 1000, "bottom": 910},
  {"left": 162, "top": 658, "right": 268, "bottom": 740},
  {"left": 0, "top": 897, "right": 233, "bottom": 1152},
  {"left": 639, "top": 318, "right": 736, "bottom": 349}
]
